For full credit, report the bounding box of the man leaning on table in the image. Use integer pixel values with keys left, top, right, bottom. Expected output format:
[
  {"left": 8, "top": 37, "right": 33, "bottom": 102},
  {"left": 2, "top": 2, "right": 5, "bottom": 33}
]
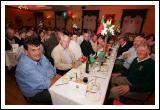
[
  {"left": 15, "top": 37, "right": 60, "bottom": 105},
  {"left": 51, "top": 33, "right": 81, "bottom": 76},
  {"left": 109, "top": 42, "right": 155, "bottom": 99}
]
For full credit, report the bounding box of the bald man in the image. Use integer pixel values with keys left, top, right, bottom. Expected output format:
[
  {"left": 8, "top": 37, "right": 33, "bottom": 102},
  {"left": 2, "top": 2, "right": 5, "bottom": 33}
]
[{"left": 51, "top": 34, "right": 81, "bottom": 75}]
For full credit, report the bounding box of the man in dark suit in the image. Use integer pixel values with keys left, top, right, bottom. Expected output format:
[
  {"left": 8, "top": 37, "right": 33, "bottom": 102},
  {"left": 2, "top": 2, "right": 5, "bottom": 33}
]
[
  {"left": 5, "top": 27, "right": 21, "bottom": 50},
  {"left": 80, "top": 30, "right": 95, "bottom": 57},
  {"left": 117, "top": 36, "right": 130, "bottom": 57}
]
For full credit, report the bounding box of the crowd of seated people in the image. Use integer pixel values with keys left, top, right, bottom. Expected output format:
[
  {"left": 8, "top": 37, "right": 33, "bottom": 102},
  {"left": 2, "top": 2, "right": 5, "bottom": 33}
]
[
  {"left": 107, "top": 32, "right": 155, "bottom": 103},
  {"left": 113, "top": 35, "right": 146, "bottom": 74},
  {"left": 5, "top": 23, "right": 155, "bottom": 105}
]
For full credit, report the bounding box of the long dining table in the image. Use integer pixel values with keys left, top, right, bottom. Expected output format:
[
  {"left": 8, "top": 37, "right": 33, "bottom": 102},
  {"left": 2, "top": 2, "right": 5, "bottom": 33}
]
[{"left": 49, "top": 43, "right": 119, "bottom": 105}]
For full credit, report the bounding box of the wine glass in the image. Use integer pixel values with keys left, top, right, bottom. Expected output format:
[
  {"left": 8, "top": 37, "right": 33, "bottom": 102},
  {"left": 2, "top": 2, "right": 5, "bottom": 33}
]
[{"left": 83, "top": 77, "right": 88, "bottom": 84}]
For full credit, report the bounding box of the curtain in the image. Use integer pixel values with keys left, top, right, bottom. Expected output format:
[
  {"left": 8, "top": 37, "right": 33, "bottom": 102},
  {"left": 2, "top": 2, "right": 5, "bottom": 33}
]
[
  {"left": 121, "top": 9, "right": 147, "bottom": 34},
  {"left": 66, "top": 18, "right": 72, "bottom": 32},
  {"left": 55, "top": 11, "right": 66, "bottom": 30},
  {"left": 56, "top": 15, "right": 65, "bottom": 30},
  {"left": 82, "top": 10, "right": 99, "bottom": 32}
]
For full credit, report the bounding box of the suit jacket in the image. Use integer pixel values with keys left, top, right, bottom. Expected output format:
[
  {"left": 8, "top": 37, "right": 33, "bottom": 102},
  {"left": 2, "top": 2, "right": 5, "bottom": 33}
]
[
  {"left": 117, "top": 42, "right": 130, "bottom": 57},
  {"left": 80, "top": 40, "right": 95, "bottom": 57},
  {"left": 43, "top": 34, "right": 59, "bottom": 58},
  {"left": 5, "top": 38, "right": 12, "bottom": 50},
  {"left": 51, "top": 43, "right": 76, "bottom": 70}
]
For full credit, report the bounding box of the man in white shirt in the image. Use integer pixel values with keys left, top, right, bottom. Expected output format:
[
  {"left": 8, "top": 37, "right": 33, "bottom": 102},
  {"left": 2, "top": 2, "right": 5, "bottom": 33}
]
[{"left": 69, "top": 33, "right": 83, "bottom": 60}]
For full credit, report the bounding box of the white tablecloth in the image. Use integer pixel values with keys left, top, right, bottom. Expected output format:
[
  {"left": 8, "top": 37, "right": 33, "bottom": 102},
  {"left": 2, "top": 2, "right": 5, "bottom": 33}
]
[
  {"left": 5, "top": 51, "right": 17, "bottom": 69},
  {"left": 49, "top": 44, "right": 119, "bottom": 105}
]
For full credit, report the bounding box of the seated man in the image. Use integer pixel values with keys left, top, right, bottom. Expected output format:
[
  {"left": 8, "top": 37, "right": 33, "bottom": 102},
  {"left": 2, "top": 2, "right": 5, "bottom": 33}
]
[
  {"left": 5, "top": 27, "right": 19, "bottom": 50},
  {"left": 117, "top": 36, "right": 130, "bottom": 57},
  {"left": 109, "top": 43, "right": 155, "bottom": 99},
  {"left": 51, "top": 34, "right": 81, "bottom": 76},
  {"left": 43, "top": 31, "right": 59, "bottom": 66},
  {"left": 69, "top": 33, "right": 83, "bottom": 60},
  {"left": 80, "top": 31, "right": 95, "bottom": 57},
  {"left": 90, "top": 33, "right": 98, "bottom": 52},
  {"left": 15, "top": 37, "right": 59, "bottom": 104}
]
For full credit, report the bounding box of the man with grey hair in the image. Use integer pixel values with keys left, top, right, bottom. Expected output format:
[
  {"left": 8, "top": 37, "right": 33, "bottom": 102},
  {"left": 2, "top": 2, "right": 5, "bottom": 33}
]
[{"left": 109, "top": 42, "right": 155, "bottom": 99}]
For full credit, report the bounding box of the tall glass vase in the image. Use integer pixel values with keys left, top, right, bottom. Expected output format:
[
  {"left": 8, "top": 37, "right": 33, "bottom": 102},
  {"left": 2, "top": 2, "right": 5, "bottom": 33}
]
[{"left": 104, "top": 35, "right": 109, "bottom": 54}]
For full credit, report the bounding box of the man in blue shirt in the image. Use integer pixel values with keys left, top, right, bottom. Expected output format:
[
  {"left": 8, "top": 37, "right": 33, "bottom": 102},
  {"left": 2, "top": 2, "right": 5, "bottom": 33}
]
[{"left": 15, "top": 37, "right": 58, "bottom": 104}]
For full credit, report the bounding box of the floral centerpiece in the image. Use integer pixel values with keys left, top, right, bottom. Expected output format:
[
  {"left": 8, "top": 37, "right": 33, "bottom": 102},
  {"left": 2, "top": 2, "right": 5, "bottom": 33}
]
[
  {"left": 96, "top": 16, "right": 121, "bottom": 56},
  {"left": 96, "top": 16, "right": 121, "bottom": 43}
]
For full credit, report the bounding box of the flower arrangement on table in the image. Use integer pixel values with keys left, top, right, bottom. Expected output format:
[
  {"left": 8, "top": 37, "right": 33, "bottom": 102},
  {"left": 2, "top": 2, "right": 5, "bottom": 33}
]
[
  {"left": 96, "top": 16, "right": 121, "bottom": 57},
  {"left": 96, "top": 15, "right": 121, "bottom": 43}
]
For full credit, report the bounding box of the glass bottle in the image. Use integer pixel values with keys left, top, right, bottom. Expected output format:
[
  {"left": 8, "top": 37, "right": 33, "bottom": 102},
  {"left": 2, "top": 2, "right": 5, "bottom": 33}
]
[{"left": 85, "top": 56, "right": 90, "bottom": 73}]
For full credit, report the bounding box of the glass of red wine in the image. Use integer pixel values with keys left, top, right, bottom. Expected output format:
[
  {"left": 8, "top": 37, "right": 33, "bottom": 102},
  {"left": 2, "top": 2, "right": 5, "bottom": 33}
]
[{"left": 83, "top": 77, "right": 88, "bottom": 83}]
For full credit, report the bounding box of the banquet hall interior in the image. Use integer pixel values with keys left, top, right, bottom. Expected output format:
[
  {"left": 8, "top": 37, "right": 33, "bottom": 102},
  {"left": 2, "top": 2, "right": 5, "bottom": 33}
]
[{"left": 4, "top": 4, "right": 156, "bottom": 105}]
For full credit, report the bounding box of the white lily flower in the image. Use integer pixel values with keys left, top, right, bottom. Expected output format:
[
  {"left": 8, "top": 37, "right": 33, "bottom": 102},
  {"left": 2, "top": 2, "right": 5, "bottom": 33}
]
[
  {"left": 73, "top": 24, "right": 78, "bottom": 29},
  {"left": 103, "top": 23, "right": 107, "bottom": 28},
  {"left": 109, "top": 25, "right": 115, "bottom": 35},
  {"left": 110, "top": 25, "right": 115, "bottom": 29},
  {"left": 101, "top": 29, "right": 107, "bottom": 36},
  {"left": 100, "top": 19, "right": 117, "bottom": 37},
  {"left": 106, "top": 19, "right": 112, "bottom": 25}
]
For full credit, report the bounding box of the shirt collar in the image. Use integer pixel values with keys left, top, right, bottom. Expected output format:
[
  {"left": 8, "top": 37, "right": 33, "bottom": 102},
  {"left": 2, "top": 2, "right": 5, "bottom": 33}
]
[
  {"left": 23, "top": 53, "right": 43, "bottom": 65},
  {"left": 59, "top": 43, "right": 70, "bottom": 52},
  {"left": 59, "top": 43, "right": 65, "bottom": 50},
  {"left": 121, "top": 42, "right": 126, "bottom": 47},
  {"left": 137, "top": 56, "right": 150, "bottom": 62}
]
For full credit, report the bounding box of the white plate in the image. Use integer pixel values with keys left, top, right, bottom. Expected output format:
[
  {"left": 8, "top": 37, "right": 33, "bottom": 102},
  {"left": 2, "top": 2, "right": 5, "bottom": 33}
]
[
  {"left": 87, "top": 82, "right": 100, "bottom": 93},
  {"left": 62, "top": 75, "right": 70, "bottom": 83}
]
